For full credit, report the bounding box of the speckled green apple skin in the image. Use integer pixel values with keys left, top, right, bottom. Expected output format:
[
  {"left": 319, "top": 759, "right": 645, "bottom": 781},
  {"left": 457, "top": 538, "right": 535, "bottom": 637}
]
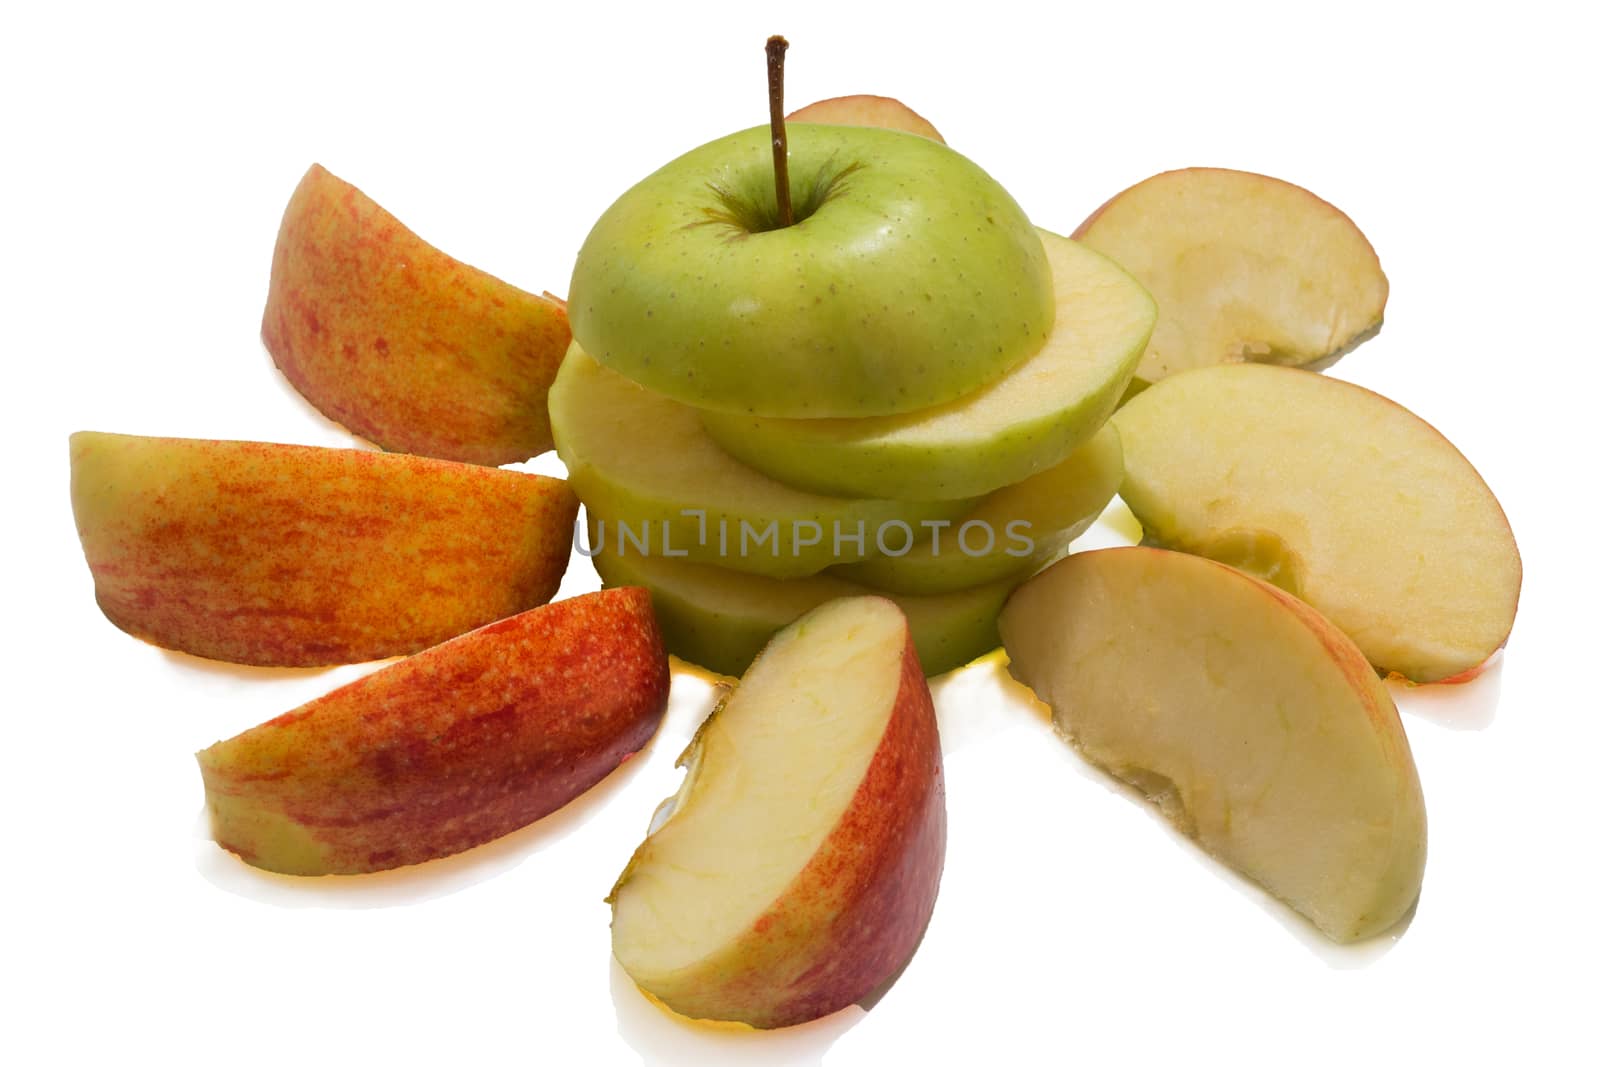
[{"left": 567, "top": 124, "right": 1053, "bottom": 418}]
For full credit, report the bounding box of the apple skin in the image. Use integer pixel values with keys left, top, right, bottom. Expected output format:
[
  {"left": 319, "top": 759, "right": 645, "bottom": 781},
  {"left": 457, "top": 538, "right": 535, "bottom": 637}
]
[
  {"left": 198, "top": 588, "right": 671, "bottom": 875},
  {"left": 788, "top": 94, "right": 945, "bottom": 142},
  {"left": 70, "top": 432, "right": 577, "bottom": 666},
  {"left": 610, "top": 599, "right": 945, "bottom": 1028},
  {"left": 568, "top": 124, "right": 1053, "bottom": 418},
  {"left": 262, "top": 164, "right": 571, "bottom": 465}
]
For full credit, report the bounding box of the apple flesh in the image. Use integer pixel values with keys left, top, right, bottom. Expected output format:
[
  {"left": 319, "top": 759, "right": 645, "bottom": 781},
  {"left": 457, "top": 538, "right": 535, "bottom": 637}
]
[
  {"left": 262, "top": 164, "right": 571, "bottom": 465},
  {"left": 568, "top": 124, "right": 1053, "bottom": 418},
  {"left": 549, "top": 344, "right": 973, "bottom": 578},
  {"left": 1114, "top": 364, "right": 1521, "bottom": 682},
  {"left": 787, "top": 94, "right": 945, "bottom": 142},
  {"left": 1000, "top": 548, "right": 1426, "bottom": 942},
  {"left": 701, "top": 231, "right": 1153, "bottom": 500},
  {"left": 589, "top": 521, "right": 1014, "bottom": 677},
  {"left": 1074, "top": 167, "right": 1388, "bottom": 386},
  {"left": 198, "top": 589, "right": 670, "bottom": 875},
  {"left": 830, "top": 423, "right": 1123, "bottom": 594},
  {"left": 70, "top": 431, "right": 577, "bottom": 666},
  {"left": 610, "top": 596, "right": 945, "bottom": 1028}
]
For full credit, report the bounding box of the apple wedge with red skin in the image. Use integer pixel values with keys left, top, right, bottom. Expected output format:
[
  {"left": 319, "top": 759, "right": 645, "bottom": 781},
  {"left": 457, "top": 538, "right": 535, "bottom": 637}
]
[
  {"left": 198, "top": 588, "right": 671, "bottom": 876},
  {"left": 610, "top": 596, "right": 945, "bottom": 1029},
  {"left": 788, "top": 94, "right": 945, "bottom": 142},
  {"left": 70, "top": 431, "right": 577, "bottom": 666},
  {"left": 263, "top": 164, "right": 571, "bottom": 465}
]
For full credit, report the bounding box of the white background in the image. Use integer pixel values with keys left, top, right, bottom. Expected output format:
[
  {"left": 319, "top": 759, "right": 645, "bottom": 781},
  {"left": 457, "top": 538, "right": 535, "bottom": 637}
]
[{"left": 6, "top": 2, "right": 1596, "bottom": 1063}]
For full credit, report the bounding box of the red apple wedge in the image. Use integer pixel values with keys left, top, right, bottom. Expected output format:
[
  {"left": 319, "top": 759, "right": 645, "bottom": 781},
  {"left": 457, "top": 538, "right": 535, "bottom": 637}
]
[
  {"left": 197, "top": 589, "right": 671, "bottom": 875},
  {"left": 1000, "top": 548, "right": 1426, "bottom": 942},
  {"left": 262, "top": 164, "right": 571, "bottom": 465},
  {"left": 1074, "top": 167, "right": 1388, "bottom": 386},
  {"left": 609, "top": 596, "right": 946, "bottom": 1028},
  {"left": 788, "top": 94, "right": 945, "bottom": 142},
  {"left": 70, "top": 431, "right": 577, "bottom": 666}
]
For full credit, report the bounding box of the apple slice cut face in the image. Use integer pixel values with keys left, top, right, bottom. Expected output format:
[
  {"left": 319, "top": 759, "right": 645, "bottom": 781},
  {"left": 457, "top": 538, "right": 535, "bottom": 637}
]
[
  {"left": 1074, "top": 168, "right": 1387, "bottom": 384},
  {"left": 549, "top": 344, "right": 971, "bottom": 578},
  {"left": 590, "top": 526, "right": 1012, "bottom": 677},
  {"left": 1000, "top": 548, "right": 1426, "bottom": 942},
  {"left": 612, "top": 598, "right": 907, "bottom": 984},
  {"left": 1114, "top": 364, "right": 1521, "bottom": 682},
  {"left": 701, "top": 232, "right": 1153, "bottom": 501}
]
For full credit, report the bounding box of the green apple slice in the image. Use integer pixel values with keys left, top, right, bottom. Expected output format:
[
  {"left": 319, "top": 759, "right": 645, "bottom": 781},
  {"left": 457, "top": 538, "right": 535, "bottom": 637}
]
[
  {"left": 549, "top": 344, "right": 971, "bottom": 579},
  {"left": 701, "top": 232, "right": 1153, "bottom": 500},
  {"left": 589, "top": 527, "right": 1014, "bottom": 677},
  {"left": 1001, "top": 547, "right": 1426, "bottom": 942},
  {"left": 1114, "top": 364, "right": 1521, "bottom": 682},
  {"left": 830, "top": 423, "right": 1122, "bottom": 594},
  {"left": 568, "top": 124, "right": 1053, "bottom": 418}
]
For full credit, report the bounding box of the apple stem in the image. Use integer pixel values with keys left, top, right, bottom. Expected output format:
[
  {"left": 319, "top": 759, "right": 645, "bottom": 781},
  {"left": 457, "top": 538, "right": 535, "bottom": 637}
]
[{"left": 766, "top": 35, "right": 794, "bottom": 228}]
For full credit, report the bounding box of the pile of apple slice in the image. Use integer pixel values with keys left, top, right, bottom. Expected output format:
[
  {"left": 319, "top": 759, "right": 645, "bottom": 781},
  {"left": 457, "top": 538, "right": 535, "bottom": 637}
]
[
  {"left": 551, "top": 117, "right": 1158, "bottom": 676},
  {"left": 65, "top": 53, "right": 1523, "bottom": 1035}
]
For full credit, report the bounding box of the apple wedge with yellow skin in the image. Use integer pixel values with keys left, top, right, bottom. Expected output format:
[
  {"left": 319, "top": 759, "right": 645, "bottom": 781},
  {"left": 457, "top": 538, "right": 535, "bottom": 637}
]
[
  {"left": 1000, "top": 548, "right": 1426, "bottom": 942},
  {"left": 1114, "top": 364, "right": 1521, "bottom": 682},
  {"left": 830, "top": 423, "right": 1122, "bottom": 594},
  {"left": 549, "top": 344, "right": 972, "bottom": 578},
  {"left": 70, "top": 432, "right": 577, "bottom": 666},
  {"left": 787, "top": 94, "right": 946, "bottom": 142},
  {"left": 701, "top": 232, "right": 1153, "bottom": 500},
  {"left": 589, "top": 523, "right": 1014, "bottom": 677},
  {"left": 198, "top": 589, "right": 670, "bottom": 876},
  {"left": 1074, "top": 168, "right": 1388, "bottom": 387},
  {"left": 263, "top": 164, "right": 571, "bottom": 465},
  {"left": 610, "top": 596, "right": 945, "bottom": 1028}
]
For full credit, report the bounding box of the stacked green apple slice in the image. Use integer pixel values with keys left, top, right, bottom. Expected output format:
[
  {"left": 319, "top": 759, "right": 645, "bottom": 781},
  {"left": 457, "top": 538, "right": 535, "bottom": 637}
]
[{"left": 553, "top": 122, "right": 1155, "bottom": 674}]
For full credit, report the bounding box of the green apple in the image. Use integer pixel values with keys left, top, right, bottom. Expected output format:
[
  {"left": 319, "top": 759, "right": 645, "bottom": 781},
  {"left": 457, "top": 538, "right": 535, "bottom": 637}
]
[
  {"left": 830, "top": 423, "right": 1122, "bottom": 594},
  {"left": 549, "top": 344, "right": 972, "bottom": 578},
  {"left": 701, "top": 231, "right": 1152, "bottom": 499},
  {"left": 1114, "top": 364, "right": 1521, "bottom": 682},
  {"left": 588, "top": 522, "right": 1015, "bottom": 677},
  {"left": 1001, "top": 547, "right": 1426, "bottom": 942},
  {"left": 610, "top": 596, "right": 944, "bottom": 1028},
  {"left": 567, "top": 124, "right": 1053, "bottom": 418}
]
